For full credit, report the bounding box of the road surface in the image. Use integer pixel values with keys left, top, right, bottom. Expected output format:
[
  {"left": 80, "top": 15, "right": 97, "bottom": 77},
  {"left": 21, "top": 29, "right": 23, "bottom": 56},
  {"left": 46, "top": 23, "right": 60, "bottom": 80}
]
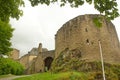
[{"left": 0, "top": 75, "right": 29, "bottom": 80}]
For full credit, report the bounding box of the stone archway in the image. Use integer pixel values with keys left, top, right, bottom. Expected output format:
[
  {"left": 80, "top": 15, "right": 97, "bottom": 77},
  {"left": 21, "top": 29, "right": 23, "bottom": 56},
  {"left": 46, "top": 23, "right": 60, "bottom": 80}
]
[{"left": 44, "top": 57, "right": 53, "bottom": 71}]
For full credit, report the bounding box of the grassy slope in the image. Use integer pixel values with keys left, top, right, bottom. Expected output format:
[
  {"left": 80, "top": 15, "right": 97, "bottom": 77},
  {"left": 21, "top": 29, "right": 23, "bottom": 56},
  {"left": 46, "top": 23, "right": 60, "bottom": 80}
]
[{"left": 13, "top": 71, "right": 87, "bottom": 80}]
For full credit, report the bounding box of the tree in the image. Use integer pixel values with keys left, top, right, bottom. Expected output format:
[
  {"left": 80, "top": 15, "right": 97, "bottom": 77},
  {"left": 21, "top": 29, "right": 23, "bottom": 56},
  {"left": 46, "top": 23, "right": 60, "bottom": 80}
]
[
  {"left": 0, "top": 0, "right": 24, "bottom": 22},
  {"left": 29, "top": 0, "right": 119, "bottom": 20},
  {"left": 0, "top": 20, "right": 14, "bottom": 55},
  {"left": 0, "top": 0, "right": 24, "bottom": 55}
]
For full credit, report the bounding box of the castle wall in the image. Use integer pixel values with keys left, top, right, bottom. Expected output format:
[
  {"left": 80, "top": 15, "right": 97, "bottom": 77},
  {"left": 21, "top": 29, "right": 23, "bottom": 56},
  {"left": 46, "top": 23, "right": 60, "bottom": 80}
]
[
  {"left": 41, "top": 50, "right": 55, "bottom": 59},
  {"left": 34, "top": 53, "right": 44, "bottom": 73},
  {"left": 29, "top": 48, "right": 38, "bottom": 56},
  {"left": 20, "top": 49, "right": 55, "bottom": 74},
  {"left": 29, "top": 56, "right": 37, "bottom": 62},
  {"left": 55, "top": 14, "right": 120, "bottom": 64},
  {"left": 9, "top": 48, "right": 19, "bottom": 60},
  {"left": 19, "top": 54, "right": 29, "bottom": 69},
  {"left": 18, "top": 42, "right": 55, "bottom": 74},
  {"left": 30, "top": 50, "right": 55, "bottom": 73},
  {"left": 19, "top": 54, "right": 37, "bottom": 69}
]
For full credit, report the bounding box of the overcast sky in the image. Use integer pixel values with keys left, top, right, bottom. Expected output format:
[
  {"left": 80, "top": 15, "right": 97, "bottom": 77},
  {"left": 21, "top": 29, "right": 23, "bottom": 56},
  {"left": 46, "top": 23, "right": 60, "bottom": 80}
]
[{"left": 10, "top": 0, "right": 120, "bottom": 56}]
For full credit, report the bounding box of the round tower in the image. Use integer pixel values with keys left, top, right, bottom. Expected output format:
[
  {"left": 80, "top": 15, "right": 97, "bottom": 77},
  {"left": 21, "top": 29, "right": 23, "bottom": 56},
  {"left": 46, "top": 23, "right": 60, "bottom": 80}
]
[{"left": 55, "top": 14, "right": 120, "bottom": 64}]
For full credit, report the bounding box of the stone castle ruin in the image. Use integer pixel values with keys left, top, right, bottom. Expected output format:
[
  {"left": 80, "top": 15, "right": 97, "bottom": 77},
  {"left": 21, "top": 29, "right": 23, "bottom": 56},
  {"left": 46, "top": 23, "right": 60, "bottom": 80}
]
[
  {"left": 18, "top": 43, "right": 54, "bottom": 74},
  {"left": 11, "top": 14, "right": 120, "bottom": 74},
  {"left": 55, "top": 14, "right": 120, "bottom": 64},
  {"left": 9, "top": 48, "right": 20, "bottom": 60}
]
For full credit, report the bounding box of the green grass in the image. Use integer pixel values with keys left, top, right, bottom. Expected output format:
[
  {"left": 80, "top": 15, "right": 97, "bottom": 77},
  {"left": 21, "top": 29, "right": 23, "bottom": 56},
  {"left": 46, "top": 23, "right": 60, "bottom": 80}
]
[
  {"left": 0, "top": 74, "right": 15, "bottom": 79},
  {"left": 13, "top": 71, "right": 87, "bottom": 80}
]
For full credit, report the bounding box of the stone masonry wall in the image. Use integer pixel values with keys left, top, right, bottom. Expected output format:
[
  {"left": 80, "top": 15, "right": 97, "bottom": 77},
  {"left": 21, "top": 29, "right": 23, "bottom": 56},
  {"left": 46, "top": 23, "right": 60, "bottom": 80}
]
[
  {"left": 55, "top": 14, "right": 120, "bottom": 64},
  {"left": 9, "top": 48, "right": 19, "bottom": 60},
  {"left": 25, "top": 50, "right": 55, "bottom": 74},
  {"left": 33, "top": 50, "right": 55, "bottom": 73},
  {"left": 19, "top": 54, "right": 29, "bottom": 69}
]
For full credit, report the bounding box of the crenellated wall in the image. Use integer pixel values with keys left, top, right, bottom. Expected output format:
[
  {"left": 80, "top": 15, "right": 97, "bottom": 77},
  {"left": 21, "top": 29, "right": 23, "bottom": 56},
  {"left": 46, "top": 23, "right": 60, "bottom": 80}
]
[{"left": 55, "top": 14, "right": 120, "bottom": 64}]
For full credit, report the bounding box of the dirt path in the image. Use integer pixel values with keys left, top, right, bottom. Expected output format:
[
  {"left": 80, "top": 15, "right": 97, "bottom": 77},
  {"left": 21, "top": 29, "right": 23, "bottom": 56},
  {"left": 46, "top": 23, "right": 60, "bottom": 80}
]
[{"left": 0, "top": 75, "right": 30, "bottom": 80}]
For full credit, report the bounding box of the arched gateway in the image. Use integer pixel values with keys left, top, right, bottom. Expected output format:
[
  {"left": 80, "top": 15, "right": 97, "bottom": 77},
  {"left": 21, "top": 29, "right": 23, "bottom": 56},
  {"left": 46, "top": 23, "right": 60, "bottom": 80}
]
[{"left": 44, "top": 57, "right": 53, "bottom": 71}]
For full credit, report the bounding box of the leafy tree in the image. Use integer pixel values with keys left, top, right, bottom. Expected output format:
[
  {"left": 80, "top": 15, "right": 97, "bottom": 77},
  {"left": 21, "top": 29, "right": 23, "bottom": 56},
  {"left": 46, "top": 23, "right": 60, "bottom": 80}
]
[
  {"left": 0, "top": 0, "right": 24, "bottom": 55},
  {"left": 0, "top": 0, "right": 24, "bottom": 22},
  {"left": 0, "top": 20, "right": 14, "bottom": 55},
  {"left": 29, "top": 0, "right": 119, "bottom": 20}
]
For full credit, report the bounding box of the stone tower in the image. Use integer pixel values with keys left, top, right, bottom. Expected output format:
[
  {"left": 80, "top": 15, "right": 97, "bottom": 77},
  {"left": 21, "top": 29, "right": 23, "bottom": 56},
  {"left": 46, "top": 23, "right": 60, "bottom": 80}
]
[
  {"left": 55, "top": 14, "right": 120, "bottom": 64},
  {"left": 38, "top": 43, "right": 42, "bottom": 53}
]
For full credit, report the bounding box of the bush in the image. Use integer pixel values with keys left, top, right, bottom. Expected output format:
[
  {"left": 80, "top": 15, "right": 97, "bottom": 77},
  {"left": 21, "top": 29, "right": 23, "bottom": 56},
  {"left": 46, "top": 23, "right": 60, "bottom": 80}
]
[{"left": 0, "top": 58, "right": 24, "bottom": 75}]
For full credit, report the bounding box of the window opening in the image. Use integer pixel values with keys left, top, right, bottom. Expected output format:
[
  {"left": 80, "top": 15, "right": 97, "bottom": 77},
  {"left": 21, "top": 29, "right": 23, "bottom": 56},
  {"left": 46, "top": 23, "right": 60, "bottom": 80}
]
[
  {"left": 86, "top": 39, "right": 90, "bottom": 45},
  {"left": 85, "top": 28, "right": 88, "bottom": 32}
]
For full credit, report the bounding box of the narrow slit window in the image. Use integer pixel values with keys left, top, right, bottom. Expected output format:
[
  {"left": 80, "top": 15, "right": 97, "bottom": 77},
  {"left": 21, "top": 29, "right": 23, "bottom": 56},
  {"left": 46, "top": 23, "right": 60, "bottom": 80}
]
[
  {"left": 85, "top": 28, "right": 88, "bottom": 32},
  {"left": 86, "top": 39, "right": 90, "bottom": 45}
]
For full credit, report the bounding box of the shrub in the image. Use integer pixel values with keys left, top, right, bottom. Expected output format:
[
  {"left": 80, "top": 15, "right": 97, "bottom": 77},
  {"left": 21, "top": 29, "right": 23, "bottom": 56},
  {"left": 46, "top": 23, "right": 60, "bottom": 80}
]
[{"left": 0, "top": 58, "right": 24, "bottom": 75}]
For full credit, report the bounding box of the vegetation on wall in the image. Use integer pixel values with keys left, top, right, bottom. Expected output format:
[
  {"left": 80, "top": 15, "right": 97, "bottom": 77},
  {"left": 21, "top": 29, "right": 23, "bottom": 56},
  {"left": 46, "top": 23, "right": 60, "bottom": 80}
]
[
  {"left": 0, "top": 58, "right": 24, "bottom": 75},
  {"left": 51, "top": 49, "right": 120, "bottom": 79}
]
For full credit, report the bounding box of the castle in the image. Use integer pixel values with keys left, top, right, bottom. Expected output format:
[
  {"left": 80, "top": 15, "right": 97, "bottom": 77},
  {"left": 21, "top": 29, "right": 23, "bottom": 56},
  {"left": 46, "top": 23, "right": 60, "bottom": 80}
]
[
  {"left": 9, "top": 48, "right": 19, "bottom": 60},
  {"left": 55, "top": 14, "right": 120, "bottom": 64},
  {"left": 10, "top": 14, "right": 120, "bottom": 74},
  {"left": 18, "top": 43, "right": 54, "bottom": 74}
]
